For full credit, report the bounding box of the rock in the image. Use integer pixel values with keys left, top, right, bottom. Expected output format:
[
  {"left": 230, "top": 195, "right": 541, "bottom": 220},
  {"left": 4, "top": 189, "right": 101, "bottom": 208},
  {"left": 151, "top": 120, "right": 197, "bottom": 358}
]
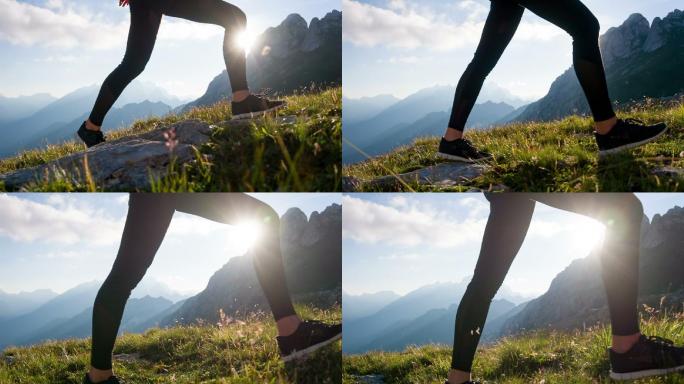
[
  {"left": 355, "top": 375, "right": 385, "bottom": 384},
  {"left": 344, "top": 162, "right": 487, "bottom": 191},
  {"left": 0, "top": 119, "right": 221, "bottom": 191},
  {"left": 652, "top": 166, "right": 684, "bottom": 179},
  {"left": 600, "top": 13, "right": 650, "bottom": 66},
  {"left": 113, "top": 353, "right": 142, "bottom": 363},
  {"left": 281, "top": 207, "right": 309, "bottom": 244},
  {"left": 643, "top": 17, "right": 666, "bottom": 52},
  {"left": 3, "top": 354, "right": 15, "bottom": 365}
]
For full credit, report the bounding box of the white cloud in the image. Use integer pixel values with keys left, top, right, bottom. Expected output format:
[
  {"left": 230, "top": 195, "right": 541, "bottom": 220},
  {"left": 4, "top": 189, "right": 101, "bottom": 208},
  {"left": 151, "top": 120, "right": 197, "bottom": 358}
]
[
  {"left": 342, "top": 195, "right": 486, "bottom": 248},
  {"left": 0, "top": 0, "right": 222, "bottom": 50},
  {"left": 342, "top": 0, "right": 562, "bottom": 51},
  {"left": 0, "top": 194, "right": 124, "bottom": 246}
]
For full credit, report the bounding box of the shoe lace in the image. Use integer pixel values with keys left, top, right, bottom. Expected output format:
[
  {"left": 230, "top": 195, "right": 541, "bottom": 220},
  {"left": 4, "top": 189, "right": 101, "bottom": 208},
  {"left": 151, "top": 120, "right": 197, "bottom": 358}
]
[
  {"left": 622, "top": 118, "right": 646, "bottom": 126},
  {"left": 646, "top": 335, "right": 675, "bottom": 346}
]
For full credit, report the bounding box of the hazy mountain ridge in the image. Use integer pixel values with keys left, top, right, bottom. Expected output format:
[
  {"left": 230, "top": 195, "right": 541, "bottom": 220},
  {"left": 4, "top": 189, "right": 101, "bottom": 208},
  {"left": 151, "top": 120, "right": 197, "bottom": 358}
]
[
  {"left": 0, "top": 82, "right": 184, "bottom": 157},
  {"left": 343, "top": 85, "right": 519, "bottom": 164},
  {"left": 343, "top": 280, "right": 529, "bottom": 354}
]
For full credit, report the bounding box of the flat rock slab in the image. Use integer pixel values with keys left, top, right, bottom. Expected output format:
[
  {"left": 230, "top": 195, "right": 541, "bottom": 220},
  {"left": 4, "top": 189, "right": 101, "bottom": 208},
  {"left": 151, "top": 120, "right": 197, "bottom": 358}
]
[
  {"left": 343, "top": 162, "right": 488, "bottom": 191},
  {"left": 354, "top": 375, "right": 385, "bottom": 384},
  {"left": 0, "top": 120, "right": 220, "bottom": 191},
  {"left": 652, "top": 167, "right": 684, "bottom": 178}
]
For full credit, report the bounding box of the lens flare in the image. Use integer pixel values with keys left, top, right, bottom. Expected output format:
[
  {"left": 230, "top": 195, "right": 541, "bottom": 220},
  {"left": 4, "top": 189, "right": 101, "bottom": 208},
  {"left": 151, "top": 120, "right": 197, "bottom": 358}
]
[{"left": 234, "top": 30, "right": 255, "bottom": 56}]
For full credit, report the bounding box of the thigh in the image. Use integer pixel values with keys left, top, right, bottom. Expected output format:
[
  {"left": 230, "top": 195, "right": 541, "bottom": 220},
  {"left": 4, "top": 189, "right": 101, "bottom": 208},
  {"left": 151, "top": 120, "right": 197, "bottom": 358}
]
[
  {"left": 170, "top": 193, "right": 276, "bottom": 226},
  {"left": 472, "top": 0, "right": 524, "bottom": 59},
  {"left": 514, "top": 0, "right": 595, "bottom": 35},
  {"left": 163, "top": 0, "right": 242, "bottom": 27},
  {"left": 123, "top": 1, "right": 163, "bottom": 63},
  {"left": 531, "top": 193, "right": 638, "bottom": 221}
]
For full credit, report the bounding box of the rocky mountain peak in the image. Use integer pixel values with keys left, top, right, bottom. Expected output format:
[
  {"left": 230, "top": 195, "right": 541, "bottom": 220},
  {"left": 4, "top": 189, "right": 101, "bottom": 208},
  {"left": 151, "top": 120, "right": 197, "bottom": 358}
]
[
  {"left": 644, "top": 9, "right": 684, "bottom": 52},
  {"left": 600, "top": 13, "right": 650, "bottom": 65},
  {"left": 642, "top": 206, "right": 684, "bottom": 248}
]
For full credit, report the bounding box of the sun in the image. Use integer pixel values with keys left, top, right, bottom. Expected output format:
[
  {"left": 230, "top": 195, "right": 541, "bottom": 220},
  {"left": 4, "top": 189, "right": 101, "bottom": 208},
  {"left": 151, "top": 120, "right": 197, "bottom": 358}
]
[
  {"left": 234, "top": 29, "right": 256, "bottom": 56},
  {"left": 568, "top": 217, "right": 606, "bottom": 255},
  {"left": 230, "top": 220, "right": 263, "bottom": 252}
]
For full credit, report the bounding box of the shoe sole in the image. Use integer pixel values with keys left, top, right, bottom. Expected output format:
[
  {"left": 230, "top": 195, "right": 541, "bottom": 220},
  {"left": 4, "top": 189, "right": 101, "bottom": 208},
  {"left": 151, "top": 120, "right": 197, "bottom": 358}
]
[
  {"left": 610, "top": 364, "right": 684, "bottom": 380},
  {"left": 231, "top": 103, "right": 285, "bottom": 120},
  {"left": 598, "top": 125, "right": 668, "bottom": 157},
  {"left": 436, "top": 152, "right": 492, "bottom": 164},
  {"left": 280, "top": 332, "right": 342, "bottom": 363}
]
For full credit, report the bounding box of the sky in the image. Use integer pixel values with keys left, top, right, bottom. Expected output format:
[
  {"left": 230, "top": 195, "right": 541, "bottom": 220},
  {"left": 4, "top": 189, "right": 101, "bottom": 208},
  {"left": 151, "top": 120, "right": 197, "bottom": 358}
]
[
  {"left": 0, "top": 0, "right": 339, "bottom": 99},
  {"left": 343, "top": 193, "right": 684, "bottom": 297},
  {"left": 343, "top": 0, "right": 682, "bottom": 101},
  {"left": 0, "top": 193, "right": 340, "bottom": 295}
]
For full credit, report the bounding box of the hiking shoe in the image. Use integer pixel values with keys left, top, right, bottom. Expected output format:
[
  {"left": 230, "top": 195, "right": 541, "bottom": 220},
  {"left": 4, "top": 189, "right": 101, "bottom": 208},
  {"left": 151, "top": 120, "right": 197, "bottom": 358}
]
[
  {"left": 445, "top": 381, "right": 481, "bottom": 384},
  {"left": 77, "top": 121, "right": 106, "bottom": 148},
  {"left": 276, "top": 320, "right": 342, "bottom": 362},
  {"left": 609, "top": 335, "right": 684, "bottom": 380},
  {"left": 437, "top": 138, "right": 492, "bottom": 163},
  {"left": 595, "top": 118, "right": 667, "bottom": 156},
  {"left": 231, "top": 94, "right": 286, "bottom": 120},
  {"left": 83, "top": 373, "right": 121, "bottom": 384}
]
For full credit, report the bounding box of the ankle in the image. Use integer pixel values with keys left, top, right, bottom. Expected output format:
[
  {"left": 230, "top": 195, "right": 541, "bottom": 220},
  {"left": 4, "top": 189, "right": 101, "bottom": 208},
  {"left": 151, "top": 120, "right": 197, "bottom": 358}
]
[
  {"left": 87, "top": 368, "right": 113, "bottom": 383},
  {"left": 444, "top": 128, "right": 464, "bottom": 141},
  {"left": 612, "top": 332, "right": 641, "bottom": 354},
  {"left": 85, "top": 120, "right": 101, "bottom": 132},
  {"left": 232, "top": 90, "right": 250, "bottom": 103},
  {"left": 595, "top": 116, "right": 618, "bottom": 135},
  {"left": 276, "top": 315, "right": 301, "bottom": 337},
  {"left": 448, "top": 369, "right": 471, "bottom": 384}
]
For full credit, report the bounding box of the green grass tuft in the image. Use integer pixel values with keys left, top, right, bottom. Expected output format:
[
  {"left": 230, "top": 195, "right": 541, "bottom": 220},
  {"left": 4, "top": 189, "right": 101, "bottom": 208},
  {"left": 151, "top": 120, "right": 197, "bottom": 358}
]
[
  {"left": 0, "top": 87, "right": 341, "bottom": 192},
  {"left": 344, "top": 102, "right": 684, "bottom": 192},
  {"left": 343, "top": 311, "right": 684, "bottom": 383},
  {"left": 0, "top": 306, "right": 341, "bottom": 384}
]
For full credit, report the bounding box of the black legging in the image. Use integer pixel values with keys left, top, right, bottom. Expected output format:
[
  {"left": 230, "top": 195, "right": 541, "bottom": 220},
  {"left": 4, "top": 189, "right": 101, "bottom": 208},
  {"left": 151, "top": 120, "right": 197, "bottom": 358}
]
[
  {"left": 448, "top": 0, "right": 616, "bottom": 131},
  {"left": 90, "top": 194, "right": 296, "bottom": 370},
  {"left": 451, "top": 193, "right": 642, "bottom": 371},
  {"left": 89, "top": 0, "right": 248, "bottom": 126}
]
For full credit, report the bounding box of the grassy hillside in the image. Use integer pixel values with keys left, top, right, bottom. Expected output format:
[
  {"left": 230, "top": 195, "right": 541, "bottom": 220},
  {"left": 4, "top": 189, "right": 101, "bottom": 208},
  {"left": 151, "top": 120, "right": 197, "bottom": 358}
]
[
  {"left": 0, "top": 306, "right": 341, "bottom": 384},
  {"left": 0, "top": 87, "right": 341, "bottom": 192},
  {"left": 343, "top": 310, "right": 684, "bottom": 383},
  {"left": 344, "top": 99, "right": 684, "bottom": 192}
]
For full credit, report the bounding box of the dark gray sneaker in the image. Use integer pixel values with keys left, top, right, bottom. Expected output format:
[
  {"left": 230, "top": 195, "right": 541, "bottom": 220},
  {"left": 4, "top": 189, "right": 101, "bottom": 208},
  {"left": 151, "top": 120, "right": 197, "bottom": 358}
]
[
  {"left": 77, "top": 121, "right": 106, "bottom": 148},
  {"left": 437, "top": 138, "right": 492, "bottom": 163},
  {"left": 595, "top": 118, "right": 667, "bottom": 156},
  {"left": 276, "top": 320, "right": 342, "bottom": 362},
  {"left": 609, "top": 335, "right": 684, "bottom": 380},
  {"left": 445, "top": 381, "right": 480, "bottom": 384},
  {"left": 83, "top": 373, "right": 121, "bottom": 384},
  {"left": 231, "top": 94, "right": 286, "bottom": 120}
]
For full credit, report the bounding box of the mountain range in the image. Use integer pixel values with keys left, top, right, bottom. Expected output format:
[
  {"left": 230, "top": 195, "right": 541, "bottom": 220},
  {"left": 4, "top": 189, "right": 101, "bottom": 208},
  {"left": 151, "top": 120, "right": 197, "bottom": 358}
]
[
  {"left": 343, "top": 281, "right": 529, "bottom": 354},
  {"left": 0, "top": 203, "right": 341, "bottom": 351},
  {"left": 343, "top": 85, "right": 526, "bottom": 164},
  {"left": 517, "top": 9, "right": 684, "bottom": 121},
  {"left": 181, "top": 10, "right": 342, "bottom": 111},
  {"left": 343, "top": 205, "right": 684, "bottom": 354},
  {"left": 344, "top": 9, "right": 684, "bottom": 164},
  {"left": 0, "top": 10, "right": 342, "bottom": 158}
]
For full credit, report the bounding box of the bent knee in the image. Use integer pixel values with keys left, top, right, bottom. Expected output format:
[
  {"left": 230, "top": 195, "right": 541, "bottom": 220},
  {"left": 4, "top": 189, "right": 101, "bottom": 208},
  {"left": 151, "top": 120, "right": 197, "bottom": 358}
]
[
  {"left": 224, "top": 4, "right": 246, "bottom": 30},
  {"left": 571, "top": 13, "right": 600, "bottom": 42}
]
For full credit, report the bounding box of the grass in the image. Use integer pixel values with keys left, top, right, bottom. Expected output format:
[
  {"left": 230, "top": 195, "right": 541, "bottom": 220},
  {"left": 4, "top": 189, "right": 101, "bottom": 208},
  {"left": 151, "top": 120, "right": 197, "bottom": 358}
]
[
  {"left": 344, "top": 99, "right": 684, "bottom": 192},
  {"left": 0, "top": 305, "right": 341, "bottom": 384},
  {"left": 0, "top": 87, "right": 341, "bottom": 192},
  {"left": 343, "top": 310, "right": 684, "bottom": 383}
]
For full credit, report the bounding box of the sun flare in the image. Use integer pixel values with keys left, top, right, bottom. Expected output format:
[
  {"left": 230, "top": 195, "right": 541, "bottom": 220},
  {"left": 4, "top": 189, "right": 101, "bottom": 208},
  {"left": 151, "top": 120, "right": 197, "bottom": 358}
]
[
  {"left": 230, "top": 220, "right": 263, "bottom": 252},
  {"left": 568, "top": 217, "right": 606, "bottom": 255},
  {"left": 234, "top": 29, "right": 256, "bottom": 56}
]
